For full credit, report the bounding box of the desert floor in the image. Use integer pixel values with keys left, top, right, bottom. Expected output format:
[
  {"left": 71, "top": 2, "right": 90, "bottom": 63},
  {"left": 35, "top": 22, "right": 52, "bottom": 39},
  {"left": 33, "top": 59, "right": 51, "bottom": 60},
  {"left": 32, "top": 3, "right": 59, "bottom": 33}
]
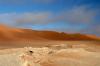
[{"left": 0, "top": 41, "right": 100, "bottom": 66}]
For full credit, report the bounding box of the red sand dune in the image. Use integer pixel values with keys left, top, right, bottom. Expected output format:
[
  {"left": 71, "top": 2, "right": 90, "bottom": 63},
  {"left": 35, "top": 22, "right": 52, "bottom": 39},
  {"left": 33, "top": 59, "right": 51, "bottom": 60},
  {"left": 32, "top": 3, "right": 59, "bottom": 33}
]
[{"left": 0, "top": 24, "right": 99, "bottom": 41}]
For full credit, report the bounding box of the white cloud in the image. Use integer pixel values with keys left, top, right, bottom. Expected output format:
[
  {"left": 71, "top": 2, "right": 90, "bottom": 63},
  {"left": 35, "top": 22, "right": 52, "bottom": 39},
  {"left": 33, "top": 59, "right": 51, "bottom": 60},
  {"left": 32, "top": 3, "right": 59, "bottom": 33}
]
[
  {"left": 60, "top": 6, "right": 96, "bottom": 24},
  {"left": 14, "top": 12, "right": 52, "bottom": 25},
  {"left": 0, "top": 12, "right": 52, "bottom": 26},
  {"left": 0, "top": 5, "right": 97, "bottom": 25}
]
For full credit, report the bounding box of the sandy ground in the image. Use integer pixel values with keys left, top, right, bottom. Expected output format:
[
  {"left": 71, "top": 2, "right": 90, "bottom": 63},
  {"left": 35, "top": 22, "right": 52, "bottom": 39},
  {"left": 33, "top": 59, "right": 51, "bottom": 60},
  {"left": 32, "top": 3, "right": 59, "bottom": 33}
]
[{"left": 0, "top": 41, "right": 100, "bottom": 66}]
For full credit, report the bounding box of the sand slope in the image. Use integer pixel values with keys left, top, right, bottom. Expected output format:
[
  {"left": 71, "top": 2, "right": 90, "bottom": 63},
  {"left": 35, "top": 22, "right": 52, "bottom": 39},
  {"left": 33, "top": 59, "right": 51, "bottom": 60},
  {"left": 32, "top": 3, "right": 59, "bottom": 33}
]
[{"left": 0, "top": 24, "right": 99, "bottom": 41}]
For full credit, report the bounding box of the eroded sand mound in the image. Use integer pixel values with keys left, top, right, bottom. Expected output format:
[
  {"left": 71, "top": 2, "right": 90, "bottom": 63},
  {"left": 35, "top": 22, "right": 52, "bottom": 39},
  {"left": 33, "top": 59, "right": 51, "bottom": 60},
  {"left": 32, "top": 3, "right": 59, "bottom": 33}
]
[{"left": 0, "top": 45, "right": 100, "bottom": 66}]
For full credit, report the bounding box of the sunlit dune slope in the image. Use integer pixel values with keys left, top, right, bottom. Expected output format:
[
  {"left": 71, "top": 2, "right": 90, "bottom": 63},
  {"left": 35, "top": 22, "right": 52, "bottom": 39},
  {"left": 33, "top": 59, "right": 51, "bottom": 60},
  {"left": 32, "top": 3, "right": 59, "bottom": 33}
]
[{"left": 0, "top": 24, "right": 99, "bottom": 41}]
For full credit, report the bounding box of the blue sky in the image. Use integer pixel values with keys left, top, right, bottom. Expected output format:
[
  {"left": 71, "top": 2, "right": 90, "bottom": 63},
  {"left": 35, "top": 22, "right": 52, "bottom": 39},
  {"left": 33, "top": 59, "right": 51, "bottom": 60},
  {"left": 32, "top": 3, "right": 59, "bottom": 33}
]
[{"left": 0, "top": 0, "right": 100, "bottom": 36}]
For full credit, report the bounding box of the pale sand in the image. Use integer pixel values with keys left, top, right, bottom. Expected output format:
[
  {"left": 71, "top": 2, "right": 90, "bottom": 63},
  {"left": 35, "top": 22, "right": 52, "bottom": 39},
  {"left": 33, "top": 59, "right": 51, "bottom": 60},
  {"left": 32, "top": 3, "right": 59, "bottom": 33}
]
[{"left": 0, "top": 41, "right": 100, "bottom": 66}]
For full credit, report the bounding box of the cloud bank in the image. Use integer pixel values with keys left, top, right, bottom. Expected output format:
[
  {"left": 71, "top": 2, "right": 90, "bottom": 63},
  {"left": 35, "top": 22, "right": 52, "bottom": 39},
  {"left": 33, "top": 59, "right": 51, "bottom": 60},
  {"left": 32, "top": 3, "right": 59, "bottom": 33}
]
[
  {"left": 0, "top": 6, "right": 96, "bottom": 25},
  {"left": 0, "top": 5, "right": 99, "bottom": 36}
]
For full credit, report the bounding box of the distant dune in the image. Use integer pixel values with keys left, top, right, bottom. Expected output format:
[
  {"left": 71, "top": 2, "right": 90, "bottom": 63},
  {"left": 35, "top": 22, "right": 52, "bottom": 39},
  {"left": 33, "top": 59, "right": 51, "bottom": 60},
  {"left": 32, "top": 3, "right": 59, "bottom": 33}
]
[{"left": 0, "top": 24, "right": 99, "bottom": 41}]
